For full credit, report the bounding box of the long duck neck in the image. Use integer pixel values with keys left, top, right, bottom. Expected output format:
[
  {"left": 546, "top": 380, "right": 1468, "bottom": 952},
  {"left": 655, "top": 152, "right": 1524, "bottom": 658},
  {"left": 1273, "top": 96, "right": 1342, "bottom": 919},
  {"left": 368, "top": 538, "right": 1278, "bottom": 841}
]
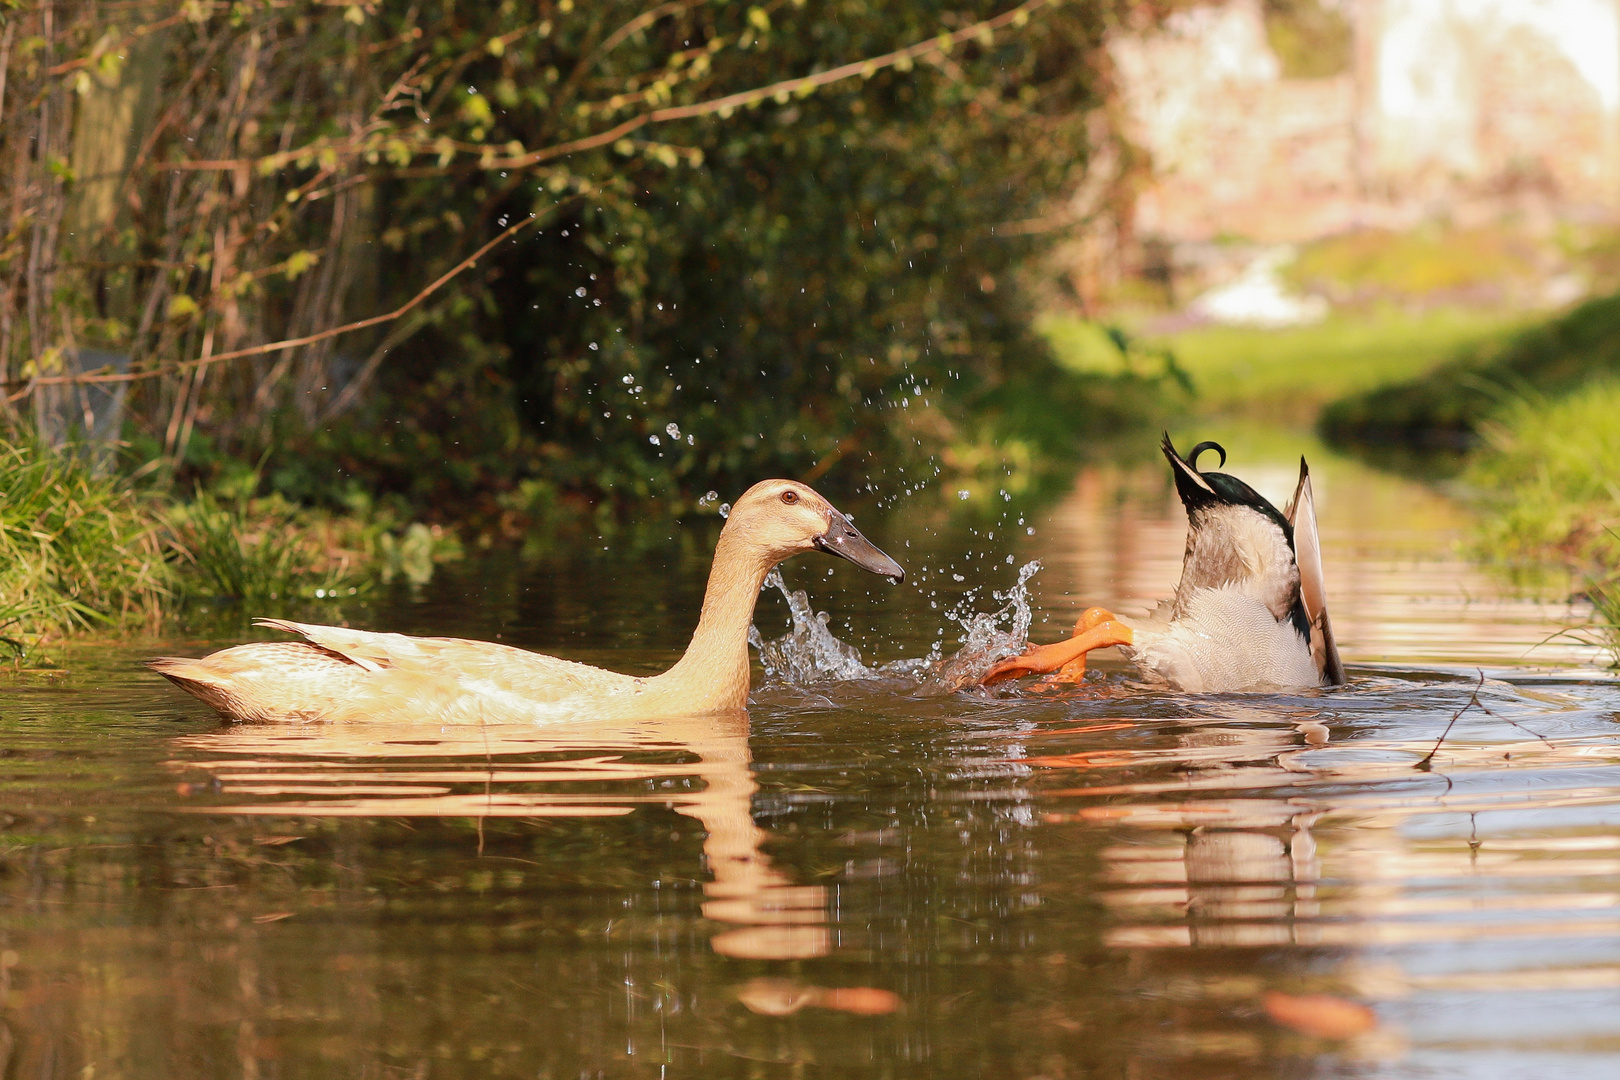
[{"left": 651, "top": 524, "right": 777, "bottom": 711}]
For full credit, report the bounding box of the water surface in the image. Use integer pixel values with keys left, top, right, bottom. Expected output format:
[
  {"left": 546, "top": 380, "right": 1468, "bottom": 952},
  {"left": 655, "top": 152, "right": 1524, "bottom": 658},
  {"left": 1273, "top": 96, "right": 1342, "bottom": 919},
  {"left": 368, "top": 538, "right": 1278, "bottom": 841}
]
[{"left": 2, "top": 436, "right": 1617, "bottom": 1078}]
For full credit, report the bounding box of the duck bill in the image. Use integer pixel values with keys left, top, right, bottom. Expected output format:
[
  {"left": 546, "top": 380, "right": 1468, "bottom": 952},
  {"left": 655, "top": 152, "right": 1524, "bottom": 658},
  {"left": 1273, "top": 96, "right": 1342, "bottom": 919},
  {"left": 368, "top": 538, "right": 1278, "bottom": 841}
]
[{"left": 814, "top": 508, "right": 905, "bottom": 583}]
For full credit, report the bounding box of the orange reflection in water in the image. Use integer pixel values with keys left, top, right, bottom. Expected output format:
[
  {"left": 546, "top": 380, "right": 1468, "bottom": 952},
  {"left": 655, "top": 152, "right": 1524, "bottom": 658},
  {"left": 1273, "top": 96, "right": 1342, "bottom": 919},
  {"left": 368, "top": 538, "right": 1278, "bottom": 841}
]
[
  {"left": 1021, "top": 710, "right": 1620, "bottom": 963},
  {"left": 170, "top": 714, "right": 827, "bottom": 960}
]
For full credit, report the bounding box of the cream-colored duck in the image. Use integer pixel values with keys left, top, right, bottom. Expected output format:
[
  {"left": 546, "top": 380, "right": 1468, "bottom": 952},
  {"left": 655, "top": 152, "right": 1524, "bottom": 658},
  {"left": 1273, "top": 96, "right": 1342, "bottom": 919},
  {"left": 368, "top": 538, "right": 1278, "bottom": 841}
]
[
  {"left": 150, "top": 479, "right": 904, "bottom": 722},
  {"left": 983, "top": 436, "right": 1344, "bottom": 693}
]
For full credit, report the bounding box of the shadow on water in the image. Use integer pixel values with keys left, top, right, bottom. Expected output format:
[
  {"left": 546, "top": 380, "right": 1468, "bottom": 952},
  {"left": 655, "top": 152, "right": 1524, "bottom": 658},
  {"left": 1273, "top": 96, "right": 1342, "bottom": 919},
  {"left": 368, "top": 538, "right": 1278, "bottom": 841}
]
[{"left": 1, "top": 430, "right": 1618, "bottom": 1078}]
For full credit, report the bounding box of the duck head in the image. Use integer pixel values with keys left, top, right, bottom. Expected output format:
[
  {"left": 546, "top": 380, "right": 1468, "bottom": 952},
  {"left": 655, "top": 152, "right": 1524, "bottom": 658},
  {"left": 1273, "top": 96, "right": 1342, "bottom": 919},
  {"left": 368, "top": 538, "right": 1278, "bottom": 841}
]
[{"left": 724, "top": 480, "right": 904, "bottom": 582}]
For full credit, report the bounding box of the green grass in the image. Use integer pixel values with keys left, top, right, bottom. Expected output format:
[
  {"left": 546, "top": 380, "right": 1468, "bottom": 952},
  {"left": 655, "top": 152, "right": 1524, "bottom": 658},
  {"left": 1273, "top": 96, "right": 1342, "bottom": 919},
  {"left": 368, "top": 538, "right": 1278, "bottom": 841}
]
[
  {"left": 0, "top": 441, "right": 171, "bottom": 648},
  {"left": 1041, "top": 306, "right": 1519, "bottom": 423},
  {"left": 1464, "top": 379, "right": 1620, "bottom": 566},
  {"left": 0, "top": 438, "right": 462, "bottom": 653},
  {"left": 1453, "top": 378, "right": 1620, "bottom": 666},
  {"left": 1322, "top": 291, "right": 1620, "bottom": 450},
  {"left": 1285, "top": 226, "right": 1537, "bottom": 299}
]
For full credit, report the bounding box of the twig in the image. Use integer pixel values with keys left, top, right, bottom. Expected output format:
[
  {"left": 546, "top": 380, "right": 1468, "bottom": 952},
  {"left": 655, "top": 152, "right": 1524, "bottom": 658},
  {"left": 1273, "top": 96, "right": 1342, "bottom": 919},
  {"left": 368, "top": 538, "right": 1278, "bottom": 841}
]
[
  {"left": 1416, "top": 669, "right": 1486, "bottom": 771},
  {"left": 1414, "top": 669, "right": 1551, "bottom": 772},
  {"left": 6, "top": 211, "right": 549, "bottom": 398}
]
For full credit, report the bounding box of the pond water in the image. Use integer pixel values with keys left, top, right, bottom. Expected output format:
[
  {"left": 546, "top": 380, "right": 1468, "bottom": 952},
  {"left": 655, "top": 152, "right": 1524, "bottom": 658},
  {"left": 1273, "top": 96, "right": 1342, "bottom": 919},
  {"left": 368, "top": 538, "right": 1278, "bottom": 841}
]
[{"left": 3, "top": 430, "right": 1618, "bottom": 1079}]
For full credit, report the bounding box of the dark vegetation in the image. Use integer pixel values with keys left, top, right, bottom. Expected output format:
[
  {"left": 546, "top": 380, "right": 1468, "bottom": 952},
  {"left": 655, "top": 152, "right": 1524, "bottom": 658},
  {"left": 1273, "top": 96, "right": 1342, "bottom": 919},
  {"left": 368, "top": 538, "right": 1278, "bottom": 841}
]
[
  {"left": 1320, "top": 292, "right": 1620, "bottom": 465},
  {"left": 2, "top": 0, "right": 1174, "bottom": 532}
]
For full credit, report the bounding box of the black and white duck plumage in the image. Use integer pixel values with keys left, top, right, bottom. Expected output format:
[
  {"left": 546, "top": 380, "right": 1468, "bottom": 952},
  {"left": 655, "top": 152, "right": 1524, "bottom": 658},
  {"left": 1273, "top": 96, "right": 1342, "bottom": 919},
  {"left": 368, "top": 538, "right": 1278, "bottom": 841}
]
[{"left": 982, "top": 435, "right": 1345, "bottom": 693}]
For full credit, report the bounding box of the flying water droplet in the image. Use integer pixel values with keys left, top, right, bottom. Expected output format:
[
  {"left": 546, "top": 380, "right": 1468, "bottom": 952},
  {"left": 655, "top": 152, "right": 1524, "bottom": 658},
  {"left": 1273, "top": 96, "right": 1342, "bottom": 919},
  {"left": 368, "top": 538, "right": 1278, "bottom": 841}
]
[
  {"left": 665, "top": 422, "right": 680, "bottom": 440},
  {"left": 718, "top": 502, "right": 730, "bottom": 519}
]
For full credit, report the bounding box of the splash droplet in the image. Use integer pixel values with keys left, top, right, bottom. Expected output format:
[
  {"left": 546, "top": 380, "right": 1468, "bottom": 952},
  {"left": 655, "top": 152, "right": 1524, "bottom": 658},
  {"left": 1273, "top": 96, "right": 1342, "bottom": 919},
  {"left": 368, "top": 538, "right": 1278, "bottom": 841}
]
[
  {"left": 665, "top": 422, "right": 681, "bottom": 440},
  {"left": 575, "top": 287, "right": 587, "bottom": 297},
  {"left": 718, "top": 502, "right": 731, "bottom": 519},
  {"left": 957, "top": 490, "right": 970, "bottom": 501}
]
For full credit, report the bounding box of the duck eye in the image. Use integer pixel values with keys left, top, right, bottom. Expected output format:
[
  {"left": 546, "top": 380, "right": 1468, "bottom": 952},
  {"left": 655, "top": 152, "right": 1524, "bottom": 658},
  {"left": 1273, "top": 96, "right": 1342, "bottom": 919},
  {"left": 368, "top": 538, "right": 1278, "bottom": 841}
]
[{"left": 780, "top": 490, "right": 799, "bottom": 505}]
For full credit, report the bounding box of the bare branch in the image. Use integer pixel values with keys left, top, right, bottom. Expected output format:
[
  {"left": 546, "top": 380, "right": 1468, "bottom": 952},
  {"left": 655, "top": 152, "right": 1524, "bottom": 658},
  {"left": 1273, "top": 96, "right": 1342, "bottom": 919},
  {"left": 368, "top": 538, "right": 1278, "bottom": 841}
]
[{"left": 7, "top": 209, "right": 560, "bottom": 398}]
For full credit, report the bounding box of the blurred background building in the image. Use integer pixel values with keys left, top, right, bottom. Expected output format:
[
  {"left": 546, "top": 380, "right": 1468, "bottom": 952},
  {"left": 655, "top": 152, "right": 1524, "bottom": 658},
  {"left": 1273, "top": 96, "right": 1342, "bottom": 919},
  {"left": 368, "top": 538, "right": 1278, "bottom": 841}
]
[{"left": 1062, "top": 0, "right": 1620, "bottom": 317}]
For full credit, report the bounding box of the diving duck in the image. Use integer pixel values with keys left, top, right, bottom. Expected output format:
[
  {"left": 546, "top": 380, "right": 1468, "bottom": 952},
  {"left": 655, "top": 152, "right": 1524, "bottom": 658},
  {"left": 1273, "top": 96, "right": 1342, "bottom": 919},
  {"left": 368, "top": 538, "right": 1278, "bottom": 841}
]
[
  {"left": 983, "top": 436, "right": 1345, "bottom": 693},
  {"left": 150, "top": 480, "right": 904, "bottom": 723}
]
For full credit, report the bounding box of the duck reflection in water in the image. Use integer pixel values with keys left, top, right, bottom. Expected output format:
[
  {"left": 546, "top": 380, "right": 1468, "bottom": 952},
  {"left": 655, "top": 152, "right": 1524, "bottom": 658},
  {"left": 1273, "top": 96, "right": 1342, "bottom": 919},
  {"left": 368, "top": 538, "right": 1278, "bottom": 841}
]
[
  {"left": 173, "top": 710, "right": 833, "bottom": 960},
  {"left": 151, "top": 479, "right": 903, "bottom": 723}
]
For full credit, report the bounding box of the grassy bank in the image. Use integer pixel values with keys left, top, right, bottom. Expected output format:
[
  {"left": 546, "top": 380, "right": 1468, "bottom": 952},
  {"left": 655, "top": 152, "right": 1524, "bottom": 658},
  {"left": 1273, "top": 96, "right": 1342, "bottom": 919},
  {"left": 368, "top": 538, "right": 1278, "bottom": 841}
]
[
  {"left": 1040, "top": 306, "right": 1519, "bottom": 424},
  {"left": 1462, "top": 378, "right": 1620, "bottom": 664},
  {"left": 1304, "top": 291, "right": 1620, "bottom": 663},
  {"left": 1463, "top": 380, "right": 1620, "bottom": 565},
  {"left": 1321, "top": 292, "right": 1620, "bottom": 455},
  {"left": 0, "top": 441, "right": 460, "bottom": 654}
]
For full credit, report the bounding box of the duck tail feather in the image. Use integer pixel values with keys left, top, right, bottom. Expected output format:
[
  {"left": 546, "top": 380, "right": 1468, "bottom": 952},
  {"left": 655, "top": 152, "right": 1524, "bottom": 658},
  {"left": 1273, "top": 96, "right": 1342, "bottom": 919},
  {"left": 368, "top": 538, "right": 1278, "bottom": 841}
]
[
  {"left": 1289, "top": 462, "right": 1346, "bottom": 685},
  {"left": 1160, "top": 433, "right": 1217, "bottom": 508}
]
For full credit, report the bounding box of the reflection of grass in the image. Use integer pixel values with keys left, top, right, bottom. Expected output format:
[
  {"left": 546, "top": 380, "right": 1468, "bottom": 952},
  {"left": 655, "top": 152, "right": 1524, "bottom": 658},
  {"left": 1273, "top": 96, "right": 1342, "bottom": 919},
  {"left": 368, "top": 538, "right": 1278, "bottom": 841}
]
[{"left": 1126, "top": 307, "right": 1520, "bottom": 420}]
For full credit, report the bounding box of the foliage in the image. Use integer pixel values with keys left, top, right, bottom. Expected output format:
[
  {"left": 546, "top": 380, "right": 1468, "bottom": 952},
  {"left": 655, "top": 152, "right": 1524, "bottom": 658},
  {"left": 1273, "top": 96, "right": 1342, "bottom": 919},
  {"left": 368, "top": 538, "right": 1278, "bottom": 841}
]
[
  {"left": 0, "top": 438, "right": 459, "bottom": 648},
  {"left": 1320, "top": 291, "right": 1620, "bottom": 456},
  {"left": 1464, "top": 380, "right": 1620, "bottom": 567},
  {"left": 1, "top": 0, "right": 1143, "bottom": 518},
  {"left": 0, "top": 441, "right": 170, "bottom": 645},
  {"left": 1262, "top": 0, "right": 1350, "bottom": 79}
]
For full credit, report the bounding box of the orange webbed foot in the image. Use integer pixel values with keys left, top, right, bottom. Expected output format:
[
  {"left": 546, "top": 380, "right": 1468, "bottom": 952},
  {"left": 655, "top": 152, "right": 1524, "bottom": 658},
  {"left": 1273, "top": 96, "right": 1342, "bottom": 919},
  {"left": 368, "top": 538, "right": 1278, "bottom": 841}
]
[{"left": 982, "top": 608, "right": 1132, "bottom": 688}]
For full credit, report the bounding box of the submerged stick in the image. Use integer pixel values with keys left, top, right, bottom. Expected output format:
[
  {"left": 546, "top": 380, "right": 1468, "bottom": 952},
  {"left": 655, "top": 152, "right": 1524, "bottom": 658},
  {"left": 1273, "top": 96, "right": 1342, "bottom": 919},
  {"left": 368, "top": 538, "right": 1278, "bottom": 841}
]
[{"left": 1416, "top": 669, "right": 1487, "bottom": 772}]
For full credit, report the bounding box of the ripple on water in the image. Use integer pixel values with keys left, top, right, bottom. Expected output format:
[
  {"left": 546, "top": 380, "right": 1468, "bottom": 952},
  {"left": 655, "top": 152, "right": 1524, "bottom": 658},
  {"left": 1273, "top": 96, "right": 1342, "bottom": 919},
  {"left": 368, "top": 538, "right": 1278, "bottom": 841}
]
[{"left": 4, "top": 445, "right": 1620, "bottom": 1077}]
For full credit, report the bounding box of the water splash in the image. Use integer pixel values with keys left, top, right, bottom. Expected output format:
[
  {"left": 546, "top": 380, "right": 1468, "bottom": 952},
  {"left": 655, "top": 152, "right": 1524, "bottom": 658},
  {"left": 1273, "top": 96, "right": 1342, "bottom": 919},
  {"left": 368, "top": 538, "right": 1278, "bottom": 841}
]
[
  {"left": 918, "top": 560, "right": 1042, "bottom": 692},
  {"left": 748, "top": 562, "right": 1044, "bottom": 694},
  {"left": 749, "top": 570, "right": 876, "bottom": 683}
]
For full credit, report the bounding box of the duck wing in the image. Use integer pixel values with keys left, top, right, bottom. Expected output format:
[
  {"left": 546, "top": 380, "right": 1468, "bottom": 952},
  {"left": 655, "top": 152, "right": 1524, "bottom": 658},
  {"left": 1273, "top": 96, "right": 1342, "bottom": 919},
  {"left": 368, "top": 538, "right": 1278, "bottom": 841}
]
[
  {"left": 251, "top": 619, "right": 635, "bottom": 702},
  {"left": 1282, "top": 460, "right": 1345, "bottom": 685}
]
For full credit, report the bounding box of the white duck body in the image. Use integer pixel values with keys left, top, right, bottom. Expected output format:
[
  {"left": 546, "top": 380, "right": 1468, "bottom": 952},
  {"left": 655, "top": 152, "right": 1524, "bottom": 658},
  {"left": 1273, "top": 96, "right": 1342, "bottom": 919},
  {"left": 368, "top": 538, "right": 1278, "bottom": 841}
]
[
  {"left": 979, "top": 438, "right": 1344, "bottom": 693},
  {"left": 149, "top": 480, "right": 905, "bottom": 723},
  {"left": 1125, "top": 439, "right": 1343, "bottom": 692}
]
